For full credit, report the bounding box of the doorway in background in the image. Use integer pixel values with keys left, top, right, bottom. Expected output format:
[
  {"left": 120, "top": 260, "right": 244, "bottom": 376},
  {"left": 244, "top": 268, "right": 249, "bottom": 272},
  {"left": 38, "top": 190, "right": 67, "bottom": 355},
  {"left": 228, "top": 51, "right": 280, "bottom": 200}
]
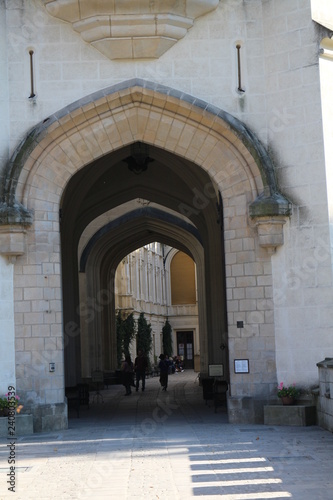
[{"left": 176, "top": 331, "right": 194, "bottom": 369}]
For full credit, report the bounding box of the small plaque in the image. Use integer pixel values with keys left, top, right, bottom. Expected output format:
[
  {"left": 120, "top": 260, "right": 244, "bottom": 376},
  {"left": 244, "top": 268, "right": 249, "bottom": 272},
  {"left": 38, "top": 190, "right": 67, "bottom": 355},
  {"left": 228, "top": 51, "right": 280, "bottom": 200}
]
[
  {"left": 208, "top": 364, "right": 224, "bottom": 377},
  {"left": 234, "top": 359, "right": 249, "bottom": 373}
]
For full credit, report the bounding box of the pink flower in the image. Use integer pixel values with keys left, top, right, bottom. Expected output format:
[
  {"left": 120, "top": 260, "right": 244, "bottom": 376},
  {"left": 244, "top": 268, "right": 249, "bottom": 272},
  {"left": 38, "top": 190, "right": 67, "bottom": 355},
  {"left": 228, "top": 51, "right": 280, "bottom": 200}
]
[{"left": 5, "top": 393, "right": 19, "bottom": 399}]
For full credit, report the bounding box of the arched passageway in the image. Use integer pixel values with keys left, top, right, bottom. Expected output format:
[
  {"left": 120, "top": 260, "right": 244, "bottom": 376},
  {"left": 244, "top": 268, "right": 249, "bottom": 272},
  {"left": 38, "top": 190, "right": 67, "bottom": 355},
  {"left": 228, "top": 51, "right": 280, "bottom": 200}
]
[
  {"left": 60, "top": 143, "right": 226, "bottom": 387},
  {"left": 0, "top": 80, "right": 289, "bottom": 429}
]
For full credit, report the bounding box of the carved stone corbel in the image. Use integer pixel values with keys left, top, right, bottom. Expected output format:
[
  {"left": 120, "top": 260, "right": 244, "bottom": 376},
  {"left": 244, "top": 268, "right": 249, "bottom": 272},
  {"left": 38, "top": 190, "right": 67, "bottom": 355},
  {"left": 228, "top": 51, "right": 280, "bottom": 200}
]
[
  {"left": 0, "top": 225, "right": 27, "bottom": 263},
  {"left": 252, "top": 216, "right": 288, "bottom": 254},
  {"left": 42, "top": 0, "right": 220, "bottom": 59}
]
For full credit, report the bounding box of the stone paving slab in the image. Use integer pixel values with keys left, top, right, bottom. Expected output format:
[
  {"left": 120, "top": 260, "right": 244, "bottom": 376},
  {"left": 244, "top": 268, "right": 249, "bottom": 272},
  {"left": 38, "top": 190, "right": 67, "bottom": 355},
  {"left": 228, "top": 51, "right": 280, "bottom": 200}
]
[{"left": 0, "top": 371, "right": 333, "bottom": 499}]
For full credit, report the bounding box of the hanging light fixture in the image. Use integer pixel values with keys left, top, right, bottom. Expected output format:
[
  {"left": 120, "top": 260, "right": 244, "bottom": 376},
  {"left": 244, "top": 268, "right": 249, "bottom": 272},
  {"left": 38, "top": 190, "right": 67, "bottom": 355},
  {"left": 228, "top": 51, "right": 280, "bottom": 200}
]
[{"left": 124, "top": 142, "right": 153, "bottom": 175}]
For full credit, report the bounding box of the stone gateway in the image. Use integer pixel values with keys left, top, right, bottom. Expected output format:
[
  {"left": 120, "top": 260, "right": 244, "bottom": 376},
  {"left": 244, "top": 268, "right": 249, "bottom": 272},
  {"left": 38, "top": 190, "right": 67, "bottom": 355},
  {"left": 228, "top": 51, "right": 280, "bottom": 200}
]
[{"left": 0, "top": 0, "right": 332, "bottom": 431}]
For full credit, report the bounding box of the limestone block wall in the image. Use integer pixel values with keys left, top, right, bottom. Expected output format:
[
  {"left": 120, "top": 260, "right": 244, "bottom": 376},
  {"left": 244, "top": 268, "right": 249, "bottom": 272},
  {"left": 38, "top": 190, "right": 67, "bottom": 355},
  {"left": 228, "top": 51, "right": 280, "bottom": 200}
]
[
  {"left": 13, "top": 243, "right": 64, "bottom": 406},
  {"left": 260, "top": 1, "right": 333, "bottom": 388},
  {"left": 1, "top": 0, "right": 324, "bottom": 158}
]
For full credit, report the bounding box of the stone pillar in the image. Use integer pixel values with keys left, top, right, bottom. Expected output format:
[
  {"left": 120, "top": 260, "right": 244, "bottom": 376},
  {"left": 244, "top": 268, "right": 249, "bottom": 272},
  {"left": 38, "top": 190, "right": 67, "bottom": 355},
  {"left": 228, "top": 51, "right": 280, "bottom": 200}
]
[
  {"left": 0, "top": 255, "right": 15, "bottom": 393},
  {"left": 0, "top": 226, "right": 27, "bottom": 394}
]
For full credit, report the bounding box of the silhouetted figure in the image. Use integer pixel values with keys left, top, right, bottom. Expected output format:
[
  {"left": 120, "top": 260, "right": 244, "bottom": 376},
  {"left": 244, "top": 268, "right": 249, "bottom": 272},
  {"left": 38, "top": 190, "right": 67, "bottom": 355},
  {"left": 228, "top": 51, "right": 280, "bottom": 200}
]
[
  {"left": 135, "top": 349, "right": 148, "bottom": 392},
  {"left": 121, "top": 355, "right": 134, "bottom": 395},
  {"left": 159, "top": 354, "right": 169, "bottom": 391}
]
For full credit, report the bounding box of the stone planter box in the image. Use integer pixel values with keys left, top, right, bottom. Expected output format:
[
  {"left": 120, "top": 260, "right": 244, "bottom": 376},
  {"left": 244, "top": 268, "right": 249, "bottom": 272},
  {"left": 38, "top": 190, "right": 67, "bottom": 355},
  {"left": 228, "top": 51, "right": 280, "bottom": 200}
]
[
  {"left": 0, "top": 415, "right": 34, "bottom": 436},
  {"left": 317, "top": 358, "right": 333, "bottom": 432},
  {"left": 264, "top": 405, "right": 316, "bottom": 426}
]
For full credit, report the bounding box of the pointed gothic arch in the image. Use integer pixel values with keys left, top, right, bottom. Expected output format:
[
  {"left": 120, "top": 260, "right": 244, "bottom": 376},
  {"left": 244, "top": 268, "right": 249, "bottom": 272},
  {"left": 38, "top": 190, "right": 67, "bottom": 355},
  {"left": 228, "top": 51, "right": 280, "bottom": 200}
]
[{"left": 0, "top": 79, "right": 291, "bottom": 429}]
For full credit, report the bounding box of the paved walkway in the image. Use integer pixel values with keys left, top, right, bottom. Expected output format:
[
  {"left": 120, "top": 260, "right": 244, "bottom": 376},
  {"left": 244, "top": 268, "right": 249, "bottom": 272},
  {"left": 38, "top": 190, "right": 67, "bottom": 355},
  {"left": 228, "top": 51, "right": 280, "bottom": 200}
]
[{"left": 1, "top": 370, "right": 333, "bottom": 500}]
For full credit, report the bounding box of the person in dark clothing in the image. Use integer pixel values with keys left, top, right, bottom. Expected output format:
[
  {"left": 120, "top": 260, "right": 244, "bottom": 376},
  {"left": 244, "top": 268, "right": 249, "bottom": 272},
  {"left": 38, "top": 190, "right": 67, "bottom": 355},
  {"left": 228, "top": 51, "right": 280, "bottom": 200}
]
[
  {"left": 121, "top": 355, "right": 134, "bottom": 395},
  {"left": 159, "top": 353, "right": 169, "bottom": 391},
  {"left": 134, "top": 349, "right": 148, "bottom": 392}
]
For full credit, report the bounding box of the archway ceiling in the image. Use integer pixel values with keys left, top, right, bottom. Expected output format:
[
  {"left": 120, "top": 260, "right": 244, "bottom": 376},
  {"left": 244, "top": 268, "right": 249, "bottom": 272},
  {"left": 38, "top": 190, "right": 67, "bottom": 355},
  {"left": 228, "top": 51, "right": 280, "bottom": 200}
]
[
  {"left": 78, "top": 199, "right": 195, "bottom": 260},
  {"left": 62, "top": 143, "right": 219, "bottom": 252},
  {"left": 87, "top": 209, "right": 205, "bottom": 276}
]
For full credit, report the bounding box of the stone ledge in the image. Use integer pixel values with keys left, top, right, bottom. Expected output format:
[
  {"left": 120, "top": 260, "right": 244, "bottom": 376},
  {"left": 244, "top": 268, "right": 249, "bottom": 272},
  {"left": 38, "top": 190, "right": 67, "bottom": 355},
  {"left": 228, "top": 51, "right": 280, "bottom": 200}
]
[
  {"left": 0, "top": 415, "right": 34, "bottom": 436},
  {"left": 264, "top": 405, "right": 317, "bottom": 427}
]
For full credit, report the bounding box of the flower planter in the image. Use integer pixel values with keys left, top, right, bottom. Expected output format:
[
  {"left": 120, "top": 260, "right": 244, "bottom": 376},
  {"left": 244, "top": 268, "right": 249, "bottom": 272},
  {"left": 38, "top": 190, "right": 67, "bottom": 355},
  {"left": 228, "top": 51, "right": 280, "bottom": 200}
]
[
  {"left": 281, "top": 396, "right": 295, "bottom": 405},
  {"left": 0, "top": 414, "right": 34, "bottom": 436},
  {"left": 264, "top": 404, "right": 317, "bottom": 426}
]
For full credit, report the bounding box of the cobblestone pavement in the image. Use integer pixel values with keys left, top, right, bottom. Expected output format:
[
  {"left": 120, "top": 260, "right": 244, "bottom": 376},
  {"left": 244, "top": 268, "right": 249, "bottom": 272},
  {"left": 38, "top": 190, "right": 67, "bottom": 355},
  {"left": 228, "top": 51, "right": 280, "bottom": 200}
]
[{"left": 1, "top": 370, "right": 333, "bottom": 500}]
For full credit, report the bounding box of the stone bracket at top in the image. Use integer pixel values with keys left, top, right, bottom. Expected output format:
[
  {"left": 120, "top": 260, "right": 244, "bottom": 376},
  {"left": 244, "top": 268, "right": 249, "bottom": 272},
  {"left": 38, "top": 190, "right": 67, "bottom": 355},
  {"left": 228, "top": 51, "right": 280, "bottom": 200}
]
[
  {"left": 42, "top": 0, "right": 220, "bottom": 59},
  {"left": 311, "top": 0, "right": 333, "bottom": 31},
  {"left": 0, "top": 225, "right": 27, "bottom": 263}
]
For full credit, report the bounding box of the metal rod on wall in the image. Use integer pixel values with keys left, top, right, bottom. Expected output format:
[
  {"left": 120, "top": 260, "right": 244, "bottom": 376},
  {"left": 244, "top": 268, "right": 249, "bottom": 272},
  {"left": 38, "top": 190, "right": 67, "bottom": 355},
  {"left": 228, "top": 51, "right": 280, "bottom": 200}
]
[
  {"left": 29, "top": 50, "right": 36, "bottom": 98},
  {"left": 236, "top": 44, "right": 245, "bottom": 93}
]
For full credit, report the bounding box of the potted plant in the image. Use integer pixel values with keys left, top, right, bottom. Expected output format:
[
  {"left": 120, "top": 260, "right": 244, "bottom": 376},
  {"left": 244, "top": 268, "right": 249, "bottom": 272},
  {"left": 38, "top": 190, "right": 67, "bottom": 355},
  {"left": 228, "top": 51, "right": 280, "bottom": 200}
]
[
  {"left": 277, "top": 382, "right": 299, "bottom": 405},
  {"left": 0, "top": 394, "right": 22, "bottom": 416},
  {"left": 0, "top": 397, "right": 9, "bottom": 416}
]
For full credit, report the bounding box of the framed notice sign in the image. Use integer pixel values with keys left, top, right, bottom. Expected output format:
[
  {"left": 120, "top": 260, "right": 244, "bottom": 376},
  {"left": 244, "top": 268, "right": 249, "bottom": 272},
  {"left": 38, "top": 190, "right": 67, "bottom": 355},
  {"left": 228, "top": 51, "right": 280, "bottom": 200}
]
[
  {"left": 234, "top": 359, "right": 249, "bottom": 374},
  {"left": 209, "top": 364, "right": 224, "bottom": 377}
]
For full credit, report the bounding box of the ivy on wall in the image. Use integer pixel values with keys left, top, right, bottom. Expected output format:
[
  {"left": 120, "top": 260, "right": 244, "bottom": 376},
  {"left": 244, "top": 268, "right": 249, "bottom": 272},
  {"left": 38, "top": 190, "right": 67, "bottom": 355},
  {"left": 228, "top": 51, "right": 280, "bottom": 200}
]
[
  {"left": 116, "top": 310, "right": 136, "bottom": 367},
  {"left": 162, "top": 319, "right": 173, "bottom": 357}
]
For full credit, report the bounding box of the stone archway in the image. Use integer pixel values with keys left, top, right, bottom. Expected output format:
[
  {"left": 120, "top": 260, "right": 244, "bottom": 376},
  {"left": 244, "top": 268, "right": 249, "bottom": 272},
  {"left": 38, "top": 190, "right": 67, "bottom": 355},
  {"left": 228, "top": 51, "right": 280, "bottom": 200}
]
[
  {"left": 78, "top": 210, "right": 207, "bottom": 383},
  {"left": 0, "top": 79, "right": 290, "bottom": 430},
  {"left": 60, "top": 144, "right": 222, "bottom": 388}
]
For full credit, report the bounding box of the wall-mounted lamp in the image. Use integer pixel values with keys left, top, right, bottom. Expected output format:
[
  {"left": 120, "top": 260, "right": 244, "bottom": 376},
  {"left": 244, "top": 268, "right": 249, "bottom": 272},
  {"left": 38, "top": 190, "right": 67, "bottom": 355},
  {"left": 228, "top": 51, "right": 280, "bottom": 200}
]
[
  {"left": 29, "top": 50, "right": 36, "bottom": 99},
  {"left": 236, "top": 44, "right": 245, "bottom": 93}
]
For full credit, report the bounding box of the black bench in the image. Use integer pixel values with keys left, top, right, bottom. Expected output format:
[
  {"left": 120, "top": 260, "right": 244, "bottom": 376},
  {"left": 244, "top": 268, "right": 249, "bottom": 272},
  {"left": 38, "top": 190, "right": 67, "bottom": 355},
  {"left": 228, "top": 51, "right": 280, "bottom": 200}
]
[
  {"left": 213, "top": 379, "right": 228, "bottom": 413},
  {"left": 201, "top": 377, "right": 228, "bottom": 412},
  {"left": 103, "top": 371, "right": 120, "bottom": 388},
  {"left": 201, "top": 377, "right": 215, "bottom": 405},
  {"left": 65, "top": 383, "right": 89, "bottom": 418}
]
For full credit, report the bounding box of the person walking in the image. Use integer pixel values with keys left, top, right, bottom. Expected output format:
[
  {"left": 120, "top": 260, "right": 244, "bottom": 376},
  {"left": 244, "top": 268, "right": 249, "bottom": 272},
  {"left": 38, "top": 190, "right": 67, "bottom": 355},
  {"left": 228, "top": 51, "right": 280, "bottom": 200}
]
[
  {"left": 121, "top": 355, "right": 134, "bottom": 395},
  {"left": 134, "top": 349, "right": 148, "bottom": 392},
  {"left": 159, "top": 354, "right": 169, "bottom": 391}
]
